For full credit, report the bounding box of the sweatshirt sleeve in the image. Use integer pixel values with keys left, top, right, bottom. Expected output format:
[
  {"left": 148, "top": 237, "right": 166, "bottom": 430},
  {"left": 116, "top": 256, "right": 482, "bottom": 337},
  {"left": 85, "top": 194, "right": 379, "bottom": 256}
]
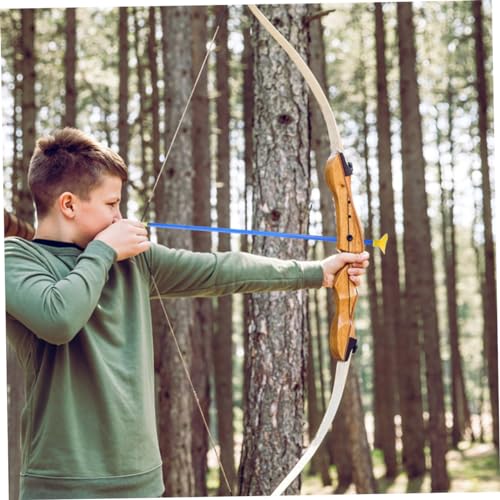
[
  {"left": 144, "top": 243, "right": 324, "bottom": 298},
  {"left": 5, "top": 238, "right": 117, "bottom": 345}
]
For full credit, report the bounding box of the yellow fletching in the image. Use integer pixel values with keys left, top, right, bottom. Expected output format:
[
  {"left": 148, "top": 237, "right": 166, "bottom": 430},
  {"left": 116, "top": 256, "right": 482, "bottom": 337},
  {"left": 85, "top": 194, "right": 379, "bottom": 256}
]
[{"left": 373, "top": 233, "right": 388, "bottom": 254}]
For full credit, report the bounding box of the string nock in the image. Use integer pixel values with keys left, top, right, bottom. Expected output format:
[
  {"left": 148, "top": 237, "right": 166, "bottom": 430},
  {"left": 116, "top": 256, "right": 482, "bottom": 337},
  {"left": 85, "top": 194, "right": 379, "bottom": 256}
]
[{"left": 373, "top": 233, "right": 388, "bottom": 255}]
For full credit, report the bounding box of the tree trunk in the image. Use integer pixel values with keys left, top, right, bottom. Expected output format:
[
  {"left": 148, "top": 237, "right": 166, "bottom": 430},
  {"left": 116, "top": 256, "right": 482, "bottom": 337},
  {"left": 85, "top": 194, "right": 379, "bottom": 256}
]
[
  {"left": 241, "top": 13, "right": 254, "bottom": 455},
  {"left": 64, "top": 8, "right": 77, "bottom": 127},
  {"left": 373, "top": 3, "right": 399, "bottom": 479},
  {"left": 10, "top": 11, "right": 22, "bottom": 211},
  {"left": 472, "top": 0, "right": 498, "bottom": 450},
  {"left": 148, "top": 7, "right": 160, "bottom": 192},
  {"left": 4, "top": 210, "right": 35, "bottom": 239},
  {"left": 190, "top": 6, "right": 213, "bottom": 496},
  {"left": 347, "top": 365, "right": 377, "bottom": 493},
  {"left": 395, "top": 2, "right": 426, "bottom": 480},
  {"left": 397, "top": 3, "right": 449, "bottom": 491},
  {"left": 351, "top": 26, "right": 379, "bottom": 493},
  {"left": 238, "top": 4, "right": 310, "bottom": 495},
  {"left": 20, "top": 8, "right": 36, "bottom": 223},
  {"left": 118, "top": 7, "right": 129, "bottom": 217},
  {"left": 437, "top": 86, "right": 472, "bottom": 446},
  {"left": 306, "top": 323, "right": 331, "bottom": 485},
  {"left": 155, "top": 6, "right": 195, "bottom": 496},
  {"left": 213, "top": 5, "right": 237, "bottom": 495},
  {"left": 132, "top": 8, "right": 149, "bottom": 218},
  {"left": 308, "top": 12, "right": 352, "bottom": 487},
  {"left": 309, "top": 247, "right": 330, "bottom": 483}
]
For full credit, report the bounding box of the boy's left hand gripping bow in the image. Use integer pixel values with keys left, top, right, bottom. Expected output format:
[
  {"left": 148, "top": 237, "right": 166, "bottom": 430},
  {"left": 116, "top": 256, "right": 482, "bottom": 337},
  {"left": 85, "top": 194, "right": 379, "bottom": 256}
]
[{"left": 248, "top": 5, "right": 365, "bottom": 495}]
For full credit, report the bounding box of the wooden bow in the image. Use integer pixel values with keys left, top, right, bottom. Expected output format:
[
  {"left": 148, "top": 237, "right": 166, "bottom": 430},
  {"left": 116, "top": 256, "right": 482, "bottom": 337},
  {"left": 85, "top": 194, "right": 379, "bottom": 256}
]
[{"left": 248, "top": 4, "right": 367, "bottom": 495}]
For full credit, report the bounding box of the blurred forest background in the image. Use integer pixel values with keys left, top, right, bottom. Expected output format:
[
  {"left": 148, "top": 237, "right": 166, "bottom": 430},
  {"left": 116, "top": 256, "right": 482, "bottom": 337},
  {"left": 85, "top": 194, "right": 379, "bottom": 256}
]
[{"left": 1, "top": 1, "right": 498, "bottom": 498}]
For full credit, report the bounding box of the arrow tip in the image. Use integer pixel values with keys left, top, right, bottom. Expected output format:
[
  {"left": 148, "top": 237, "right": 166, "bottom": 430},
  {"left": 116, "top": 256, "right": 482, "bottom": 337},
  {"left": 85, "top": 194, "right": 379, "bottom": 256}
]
[{"left": 373, "top": 233, "right": 388, "bottom": 254}]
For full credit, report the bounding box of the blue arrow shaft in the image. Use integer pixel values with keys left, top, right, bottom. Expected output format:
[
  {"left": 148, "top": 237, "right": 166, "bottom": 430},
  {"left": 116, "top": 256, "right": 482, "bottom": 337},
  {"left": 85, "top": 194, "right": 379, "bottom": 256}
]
[{"left": 147, "top": 221, "right": 375, "bottom": 246}]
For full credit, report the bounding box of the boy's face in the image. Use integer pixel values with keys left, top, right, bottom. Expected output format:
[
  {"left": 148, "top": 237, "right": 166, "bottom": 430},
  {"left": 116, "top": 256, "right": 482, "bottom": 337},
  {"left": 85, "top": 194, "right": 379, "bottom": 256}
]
[{"left": 73, "top": 174, "right": 123, "bottom": 246}]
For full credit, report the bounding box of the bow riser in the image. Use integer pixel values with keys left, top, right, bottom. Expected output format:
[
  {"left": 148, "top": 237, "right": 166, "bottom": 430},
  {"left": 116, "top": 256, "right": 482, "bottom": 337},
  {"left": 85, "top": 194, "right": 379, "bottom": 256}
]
[
  {"left": 324, "top": 152, "right": 364, "bottom": 253},
  {"left": 331, "top": 267, "right": 359, "bottom": 361},
  {"left": 325, "top": 152, "right": 365, "bottom": 361}
]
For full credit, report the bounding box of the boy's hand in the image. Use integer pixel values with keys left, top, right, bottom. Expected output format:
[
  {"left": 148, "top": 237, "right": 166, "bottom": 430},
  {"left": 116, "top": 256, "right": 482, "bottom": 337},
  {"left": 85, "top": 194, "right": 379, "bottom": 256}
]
[
  {"left": 94, "top": 220, "right": 151, "bottom": 261},
  {"left": 320, "top": 251, "right": 370, "bottom": 288}
]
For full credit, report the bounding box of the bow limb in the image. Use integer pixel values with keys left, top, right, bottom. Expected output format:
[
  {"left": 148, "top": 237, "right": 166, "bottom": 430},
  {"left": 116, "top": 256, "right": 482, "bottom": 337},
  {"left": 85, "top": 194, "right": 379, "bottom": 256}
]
[{"left": 249, "top": 4, "right": 364, "bottom": 495}]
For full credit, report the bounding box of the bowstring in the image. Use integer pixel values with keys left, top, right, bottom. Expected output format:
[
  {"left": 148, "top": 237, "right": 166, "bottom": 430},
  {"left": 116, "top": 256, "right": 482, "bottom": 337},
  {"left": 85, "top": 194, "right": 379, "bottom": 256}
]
[{"left": 139, "top": 16, "right": 233, "bottom": 495}]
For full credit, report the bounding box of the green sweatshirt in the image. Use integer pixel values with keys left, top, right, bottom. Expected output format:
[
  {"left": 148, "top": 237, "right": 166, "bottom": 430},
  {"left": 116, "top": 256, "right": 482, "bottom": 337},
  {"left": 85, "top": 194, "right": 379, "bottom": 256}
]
[{"left": 4, "top": 236, "right": 323, "bottom": 499}]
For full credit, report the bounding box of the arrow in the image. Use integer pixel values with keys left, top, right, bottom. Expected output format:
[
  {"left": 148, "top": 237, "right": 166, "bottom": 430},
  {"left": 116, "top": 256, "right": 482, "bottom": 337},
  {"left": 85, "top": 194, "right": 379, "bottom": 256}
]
[{"left": 147, "top": 221, "right": 388, "bottom": 254}]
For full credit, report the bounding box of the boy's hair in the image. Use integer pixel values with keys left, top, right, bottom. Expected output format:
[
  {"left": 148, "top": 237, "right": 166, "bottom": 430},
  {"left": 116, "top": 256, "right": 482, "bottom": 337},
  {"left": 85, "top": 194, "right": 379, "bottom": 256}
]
[{"left": 28, "top": 127, "right": 128, "bottom": 218}]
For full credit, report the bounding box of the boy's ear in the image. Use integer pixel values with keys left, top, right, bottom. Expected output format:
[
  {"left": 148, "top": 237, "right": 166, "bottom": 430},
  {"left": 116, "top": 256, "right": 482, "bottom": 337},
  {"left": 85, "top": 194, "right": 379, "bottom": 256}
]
[{"left": 58, "top": 192, "right": 77, "bottom": 219}]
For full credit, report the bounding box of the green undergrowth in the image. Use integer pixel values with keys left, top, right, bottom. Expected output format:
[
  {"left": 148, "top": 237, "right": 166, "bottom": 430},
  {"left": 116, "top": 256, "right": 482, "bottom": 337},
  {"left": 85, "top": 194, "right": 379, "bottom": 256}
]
[
  {"left": 205, "top": 440, "right": 499, "bottom": 494},
  {"left": 302, "top": 441, "right": 500, "bottom": 494}
]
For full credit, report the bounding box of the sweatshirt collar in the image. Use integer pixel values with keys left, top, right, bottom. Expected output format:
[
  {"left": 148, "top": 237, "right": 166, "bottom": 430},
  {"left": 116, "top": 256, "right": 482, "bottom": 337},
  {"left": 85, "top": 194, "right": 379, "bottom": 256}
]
[{"left": 32, "top": 239, "right": 84, "bottom": 251}]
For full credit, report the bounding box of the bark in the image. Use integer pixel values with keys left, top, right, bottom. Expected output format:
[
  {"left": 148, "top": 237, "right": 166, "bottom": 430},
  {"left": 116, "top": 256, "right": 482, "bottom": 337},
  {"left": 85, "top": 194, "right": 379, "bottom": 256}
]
[
  {"left": 132, "top": 8, "right": 149, "bottom": 217},
  {"left": 472, "top": 0, "right": 498, "bottom": 449},
  {"left": 118, "top": 7, "right": 129, "bottom": 217},
  {"left": 64, "top": 8, "right": 77, "bottom": 127},
  {"left": 311, "top": 251, "right": 327, "bottom": 415},
  {"left": 373, "top": 3, "right": 399, "bottom": 478},
  {"left": 347, "top": 365, "right": 377, "bottom": 493},
  {"left": 241, "top": 12, "right": 254, "bottom": 440},
  {"left": 306, "top": 324, "right": 331, "bottom": 485},
  {"left": 330, "top": 364, "right": 353, "bottom": 491},
  {"left": 309, "top": 285, "right": 336, "bottom": 477},
  {"left": 190, "top": 6, "right": 213, "bottom": 496},
  {"left": 148, "top": 7, "right": 160, "bottom": 188},
  {"left": 213, "top": 5, "right": 237, "bottom": 495},
  {"left": 238, "top": 4, "right": 310, "bottom": 495},
  {"left": 397, "top": 3, "right": 449, "bottom": 491},
  {"left": 155, "top": 6, "right": 195, "bottom": 496}
]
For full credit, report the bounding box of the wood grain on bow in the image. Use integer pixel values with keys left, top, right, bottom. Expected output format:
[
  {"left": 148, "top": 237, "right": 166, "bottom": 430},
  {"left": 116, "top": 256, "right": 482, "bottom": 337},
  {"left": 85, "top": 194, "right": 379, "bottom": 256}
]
[{"left": 325, "top": 153, "right": 365, "bottom": 361}]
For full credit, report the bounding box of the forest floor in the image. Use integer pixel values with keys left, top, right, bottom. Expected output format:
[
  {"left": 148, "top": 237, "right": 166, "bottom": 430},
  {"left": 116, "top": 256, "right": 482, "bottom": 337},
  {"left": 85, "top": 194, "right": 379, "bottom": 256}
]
[{"left": 302, "top": 441, "right": 500, "bottom": 494}]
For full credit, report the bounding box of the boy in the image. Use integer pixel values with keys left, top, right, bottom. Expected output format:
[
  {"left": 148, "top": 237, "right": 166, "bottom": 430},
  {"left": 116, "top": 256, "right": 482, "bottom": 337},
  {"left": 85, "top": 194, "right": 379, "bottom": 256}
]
[{"left": 5, "top": 128, "right": 369, "bottom": 499}]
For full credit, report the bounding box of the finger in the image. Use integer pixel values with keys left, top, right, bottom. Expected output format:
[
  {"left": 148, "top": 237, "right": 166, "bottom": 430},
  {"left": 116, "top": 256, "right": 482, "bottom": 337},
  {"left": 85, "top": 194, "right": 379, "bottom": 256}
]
[
  {"left": 342, "top": 251, "right": 369, "bottom": 264},
  {"left": 134, "top": 234, "right": 150, "bottom": 245},
  {"left": 349, "top": 275, "right": 361, "bottom": 286},
  {"left": 348, "top": 267, "right": 365, "bottom": 276},
  {"left": 138, "top": 240, "right": 151, "bottom": 251},
  {"left": 124, "top": 219, "right": 148, "bottom": 230}
]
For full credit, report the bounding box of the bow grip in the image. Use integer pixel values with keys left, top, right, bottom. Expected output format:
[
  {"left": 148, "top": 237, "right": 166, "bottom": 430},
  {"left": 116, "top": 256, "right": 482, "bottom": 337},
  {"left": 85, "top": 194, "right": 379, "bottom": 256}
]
[{"left": 324, "top": 152, "right": 364, "bottom": 361}]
